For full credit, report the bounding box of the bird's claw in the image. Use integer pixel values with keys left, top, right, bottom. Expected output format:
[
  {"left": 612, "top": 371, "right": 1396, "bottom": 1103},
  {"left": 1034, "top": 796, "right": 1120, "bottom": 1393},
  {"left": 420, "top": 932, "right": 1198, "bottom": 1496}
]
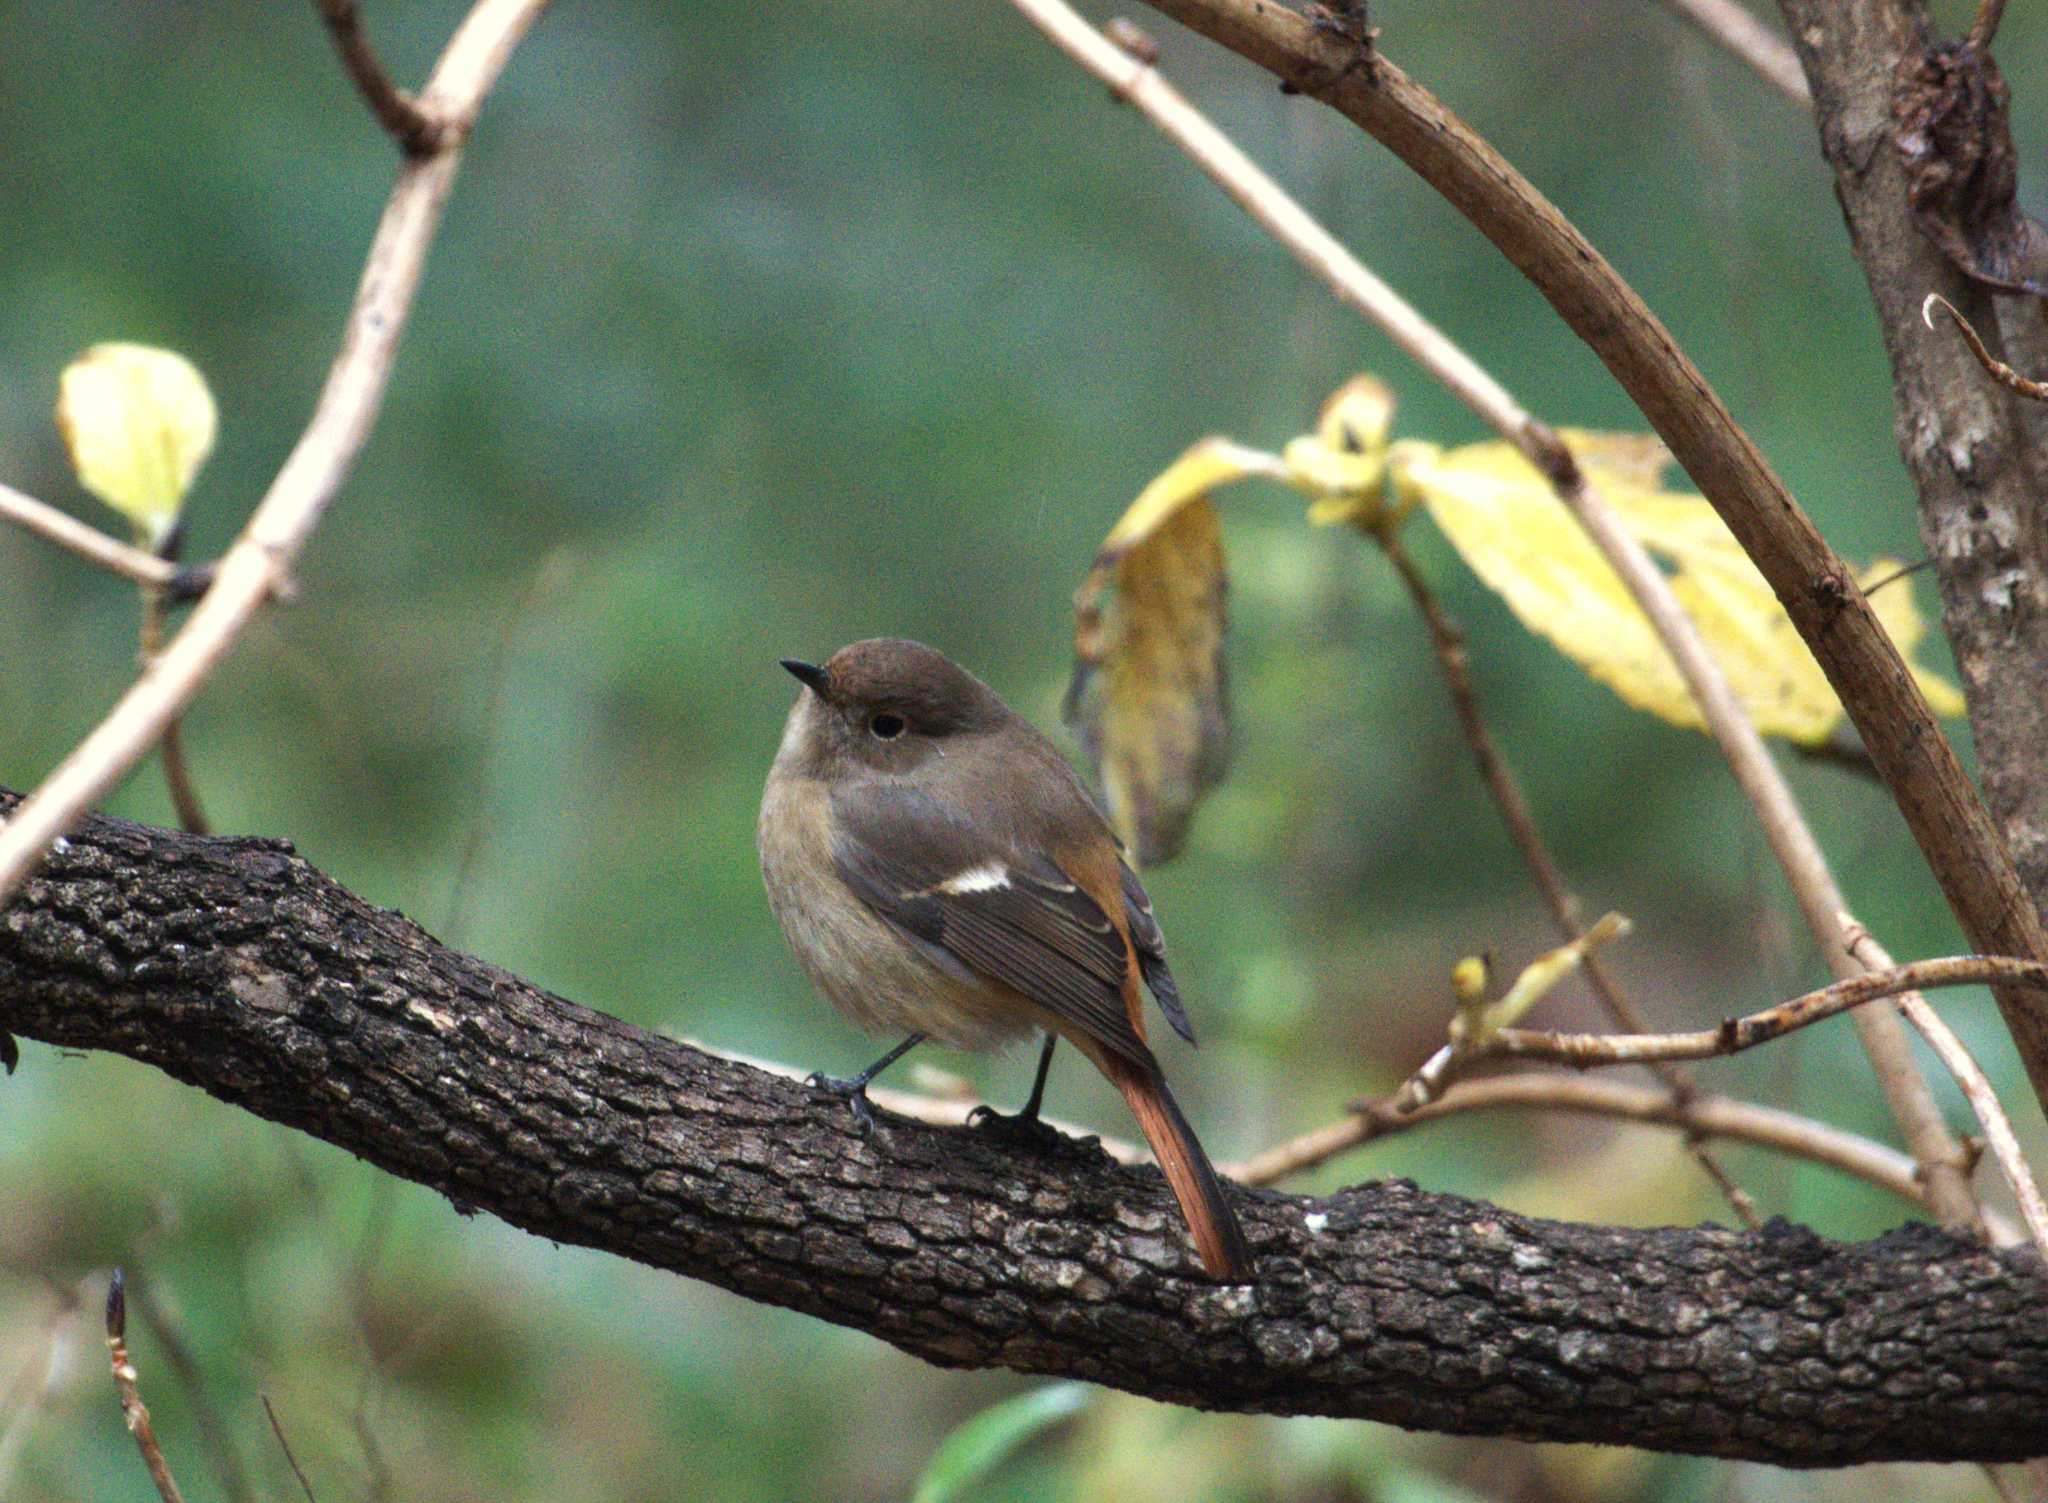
[
  {"left": 806, "top": 1072, "right": 879, "bottom": 1136},
  {"left": 968, "top": 1104, "right": 1090, "bottom": 1158}
]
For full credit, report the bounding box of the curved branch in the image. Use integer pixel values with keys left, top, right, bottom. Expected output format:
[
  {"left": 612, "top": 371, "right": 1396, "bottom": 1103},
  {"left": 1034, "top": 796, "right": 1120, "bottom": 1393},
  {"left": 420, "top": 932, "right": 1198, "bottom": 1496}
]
[
  {"left": 0, "top": 795, "right": 2041, "bottom": 1467},
  {"left": 313, "top": 0, "right": 445, "bottom": 153},
  {"left": 1126, "top": 0, "right": 2048, "bottom": 1110}
]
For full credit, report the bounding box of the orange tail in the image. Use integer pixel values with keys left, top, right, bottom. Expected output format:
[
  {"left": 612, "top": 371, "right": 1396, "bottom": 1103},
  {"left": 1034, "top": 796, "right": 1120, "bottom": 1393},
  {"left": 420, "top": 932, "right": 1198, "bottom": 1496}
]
[{"left": 1105, "top": 1058, "right": 1254, "bottom": 1281}]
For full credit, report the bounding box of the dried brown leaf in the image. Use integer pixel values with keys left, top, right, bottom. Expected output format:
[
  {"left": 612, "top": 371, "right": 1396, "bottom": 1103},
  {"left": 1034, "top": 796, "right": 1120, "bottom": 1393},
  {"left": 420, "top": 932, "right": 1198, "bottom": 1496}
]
[{"left": 1067, "top": 441, "right": 1247, "bottom": 865}]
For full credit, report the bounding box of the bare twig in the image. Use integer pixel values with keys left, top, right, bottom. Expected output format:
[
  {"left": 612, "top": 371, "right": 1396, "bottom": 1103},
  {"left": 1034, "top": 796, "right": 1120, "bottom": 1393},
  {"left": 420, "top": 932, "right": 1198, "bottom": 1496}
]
[
  {"left": 1378, "top": 531, "right": 1759, "bottom": 1224},
  {"left": 106, "top": 1270, "right": 188, "bottom": 1503},
  {"left": 133, "top": 1283, "right": 255, "bottom": 1503},
  {"left": 1464, "top": 955, "right": 2047, "bottom": 1065},
  {"left": 263, "top": 1395, "right": 321, "bottom": 1503},
  {"left": 0, "top": 0, "right": 553, "bottom": 908},
  {"left": 1126, "top": 0, "right": 2048, "bottom": 1116},
  {"left": 1969, "top": 0, "right": 2011, "bottom": 52},
  {"left": 1224, "top": 1075, "right": 2020, "bottom": 1243},
  {"left": 1896, "top": 993, "right": 2048, "bottom": 1259},
  {"left": 1980, "top": 1461, "right": 2029, "bottom": 1503},
  {"left": 1004, "top": 0, "right": 1978, "bottom": 1225},
  {"left": 139, "top": 586, "right": 209, "bottom": 836},
  {"left": 1844, "top": 928, "right": 2048, "bottom": 1261},
  {"left": 313, "top": 0, "right": 443, "bottom": 152},
  {"left": 1659, "top": 0, "right": 1810, "bottom": 108},
  {"left": 0, "top": 481, "right": 185, "bottom": 590},
  {"left": 1923, "top": 294, "right": 2048, "bottom": 401}
]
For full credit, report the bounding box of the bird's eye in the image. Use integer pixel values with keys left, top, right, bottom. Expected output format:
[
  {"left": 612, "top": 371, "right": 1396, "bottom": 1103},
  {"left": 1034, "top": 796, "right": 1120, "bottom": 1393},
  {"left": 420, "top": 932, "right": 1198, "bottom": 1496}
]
[{"left": 869, "top": 712, "right": 907, "bottom": 740}]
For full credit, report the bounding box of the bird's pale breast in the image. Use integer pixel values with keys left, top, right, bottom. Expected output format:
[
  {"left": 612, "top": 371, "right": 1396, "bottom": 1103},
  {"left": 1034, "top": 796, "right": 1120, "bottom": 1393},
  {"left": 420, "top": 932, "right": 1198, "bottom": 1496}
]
[{"left": 758, "top": 768, "right": 1042, "bottom": 1052}]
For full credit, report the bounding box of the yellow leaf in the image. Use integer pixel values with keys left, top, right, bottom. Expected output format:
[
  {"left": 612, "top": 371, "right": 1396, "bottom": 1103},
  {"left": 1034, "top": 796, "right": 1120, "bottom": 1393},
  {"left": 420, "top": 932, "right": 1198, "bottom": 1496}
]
[
  {"left": 1068, "top": 440, "right": 1255, "bottom": 865},
  {"left": 1404, "top": 432, "right": 1966, "bottom": 743},
  {"left": 56, "top": 342, "right": 216, "bottom": 548},
  {"left": 1289, "top": 374, "right": 1398, "bottom": 529}
]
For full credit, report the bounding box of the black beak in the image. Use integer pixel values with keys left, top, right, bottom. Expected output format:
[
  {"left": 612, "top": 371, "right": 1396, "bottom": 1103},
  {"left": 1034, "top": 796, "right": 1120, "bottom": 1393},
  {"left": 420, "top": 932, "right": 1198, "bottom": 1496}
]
[{"left": 780, "top": 658, "right": 830, "bottom": 697}]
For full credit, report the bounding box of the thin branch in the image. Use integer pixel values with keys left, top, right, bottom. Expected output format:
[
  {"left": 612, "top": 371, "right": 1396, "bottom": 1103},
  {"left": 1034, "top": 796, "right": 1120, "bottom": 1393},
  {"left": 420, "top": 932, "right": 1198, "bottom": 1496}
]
[
  {"left": 1473, "top": 954, "right": 2047, "bottom": 1066},
  {"left": 1128, "top": 0, "right": 2048, "bottom": 1118},
  {"left": 1225, "top": 1074, "right": 2021, "bottom": 1244},
  {"left": 1969, "top": 0, "right": 2011, "bottom": 52},
  {"left": 133, "top": 1283, "right": 255, "bottom": 1503},
  {"left": 263, "top": 1395, "right": 320, "bottom": 1503},
  {"left": 1377, "top": 532, "right": 1759, "bottom": 1225},
  {"left": 0, "top": 0, "right": 553, "bottom": 909},
  {"left": 1003, "top": 0, "right": 1979, "bottom": 1226},
  {"left": 0, "top": 481, "right": 185, "bottom": 591},
  {"left": 1659, "top": 0, "right": 1810, "bottom": 108},
  {"left": 1551, "top": 456, "right": 1984, "bottom": 1229},
  {"left": 1896, "top": 993, "right": 2048, "bottom": 1258},
  {"left": 106, "top": 1270, "right": 188, "bottom": 1503},
  {"left": 1844, "top": 927, "right": 2048, "bottom": 1261},
  {"left": 1923, "top": 293, "right": 2048, "bottom": 401},
  {"left": 140, "top": 585, "right": 209, "bottom": 836},
  {"left": 313, "top": 0, "right": 443, "bottom": 152}
]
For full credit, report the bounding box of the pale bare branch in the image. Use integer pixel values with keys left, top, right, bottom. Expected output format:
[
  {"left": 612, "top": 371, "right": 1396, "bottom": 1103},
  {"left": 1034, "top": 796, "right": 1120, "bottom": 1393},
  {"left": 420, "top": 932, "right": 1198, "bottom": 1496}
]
[
  {"left": 1660, "top": 0, "right": 1810, "bottom": 108},
  {"left": 1844, "top": 927, "right": 2048, "bottom": 1261},
  {"left": 1224, "top": 1074, "right": 2021, "bottom": 1245},
  {"left": 106, "top": 1270, "right": 186, "bottom": 1503},
  {"left": 0, "top": 0, "right": 553, "bottom": 907},
  {"left": 0, "top": 482, "right": 185, "bottom": 591},
  {"left": 1463, "top": 955, "right": 2048, "bottom": 1066}
]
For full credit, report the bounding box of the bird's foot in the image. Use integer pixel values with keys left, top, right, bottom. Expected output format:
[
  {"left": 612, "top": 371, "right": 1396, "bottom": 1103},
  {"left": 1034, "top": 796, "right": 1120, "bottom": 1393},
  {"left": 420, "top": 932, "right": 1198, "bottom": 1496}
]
[
  {"left": 807, "top": 1072, "right": 880, "bottom": 1136},
  {"left": 968, "top": 1104, "right": 1102, "bottom": 1163}
]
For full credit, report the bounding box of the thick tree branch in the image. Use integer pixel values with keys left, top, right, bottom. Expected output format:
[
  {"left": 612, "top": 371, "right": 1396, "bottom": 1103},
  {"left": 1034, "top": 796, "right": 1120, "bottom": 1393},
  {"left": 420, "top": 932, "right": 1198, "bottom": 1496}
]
[
  {"left": 1776, "top": 2, "right": 2048, "bottom": 922},
  {"left": 0, "top": 796, "right": 2041, "bottom": 1466},
  {"left": 1126, "top": 0, "right": 2048, "bottom": 1109}
]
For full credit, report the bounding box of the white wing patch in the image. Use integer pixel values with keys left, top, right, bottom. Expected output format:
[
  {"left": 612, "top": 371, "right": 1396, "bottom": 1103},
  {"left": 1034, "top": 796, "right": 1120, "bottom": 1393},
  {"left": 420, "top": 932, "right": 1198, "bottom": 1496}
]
[{"left": 930, "top": 862, "right": 1011, "bottom": 895}]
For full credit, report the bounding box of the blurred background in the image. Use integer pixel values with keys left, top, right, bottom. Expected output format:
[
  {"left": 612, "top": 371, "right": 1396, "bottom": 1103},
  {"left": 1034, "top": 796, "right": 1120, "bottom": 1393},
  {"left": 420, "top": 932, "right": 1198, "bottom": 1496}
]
[{"left": 2, "top": 0, "right": 2044, "bottom": 1498}]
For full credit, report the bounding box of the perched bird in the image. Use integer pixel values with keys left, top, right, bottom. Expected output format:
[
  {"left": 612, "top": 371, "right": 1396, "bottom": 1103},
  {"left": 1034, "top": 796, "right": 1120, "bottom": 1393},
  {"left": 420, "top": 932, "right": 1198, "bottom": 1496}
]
[{"left": 758, "top": 638, "right": 1253, "bottom": 1281}]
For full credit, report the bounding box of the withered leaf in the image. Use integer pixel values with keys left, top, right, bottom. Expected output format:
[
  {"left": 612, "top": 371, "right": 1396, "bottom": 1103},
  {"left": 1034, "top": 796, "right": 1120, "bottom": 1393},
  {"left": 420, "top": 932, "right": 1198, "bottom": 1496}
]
[{"left": 1066, "top": 441, "right": 1243, "bottom": 866}]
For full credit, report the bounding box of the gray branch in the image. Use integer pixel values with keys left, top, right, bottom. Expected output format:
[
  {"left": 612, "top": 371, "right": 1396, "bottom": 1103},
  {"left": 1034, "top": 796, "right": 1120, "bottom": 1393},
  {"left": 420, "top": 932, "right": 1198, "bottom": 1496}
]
[
  {"left": 0, "top": 793, "right": 2042, "bottom": 1467},
  {"left": 1778, "top": 0, "right": 2048, "bottom": 909}
]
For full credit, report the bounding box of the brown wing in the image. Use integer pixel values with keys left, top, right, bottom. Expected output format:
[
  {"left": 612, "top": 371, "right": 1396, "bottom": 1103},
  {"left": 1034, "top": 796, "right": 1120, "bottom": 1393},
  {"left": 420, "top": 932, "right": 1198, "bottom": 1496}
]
[
  {"left": 830, "top": 781, "right": 1155, "bottom": 1067},
  {"left": 1119, "top": 859, "right": 1194, "bottom": 1044}
]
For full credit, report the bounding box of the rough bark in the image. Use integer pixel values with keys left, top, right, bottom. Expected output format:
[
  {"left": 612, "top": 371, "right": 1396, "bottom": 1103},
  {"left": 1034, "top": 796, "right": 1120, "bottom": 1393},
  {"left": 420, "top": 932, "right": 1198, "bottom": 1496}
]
[
  {"left": 1775, "top": 2, "right": 2048, "bottom": 913},
  {"left": 0, "top": 795, "right": 2042, "bottom": 1466}
]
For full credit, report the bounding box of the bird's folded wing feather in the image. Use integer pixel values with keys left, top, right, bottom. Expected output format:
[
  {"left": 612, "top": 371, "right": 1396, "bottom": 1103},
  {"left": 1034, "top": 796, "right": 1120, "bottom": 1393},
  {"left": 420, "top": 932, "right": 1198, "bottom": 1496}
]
[
  {"left": 830, "top": 781, "right": 1155, "bottom": 1066},
  {"left": 1118, "top": 860, "right": 1194, "bottom": 1045}
]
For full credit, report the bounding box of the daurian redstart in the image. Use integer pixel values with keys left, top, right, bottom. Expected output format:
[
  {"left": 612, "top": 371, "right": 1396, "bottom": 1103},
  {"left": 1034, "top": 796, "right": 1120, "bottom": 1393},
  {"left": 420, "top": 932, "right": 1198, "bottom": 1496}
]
[{"left": 758, "top": 638, "right": 1252, "bottom": 1281}]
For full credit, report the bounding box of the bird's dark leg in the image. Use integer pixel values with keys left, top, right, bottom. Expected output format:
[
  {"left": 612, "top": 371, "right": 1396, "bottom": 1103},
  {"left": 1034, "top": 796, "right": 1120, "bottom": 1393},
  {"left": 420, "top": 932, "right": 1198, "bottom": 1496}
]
[
  {"left": 808, "top": 1032, "right": 924, "bottom": 1135},
  {"left": 970, "top": 1034, "right": 1073, "bottom": 1150},
  {"left": 1019, "top": 1032, "right": 1057, "bottom": 1121}
]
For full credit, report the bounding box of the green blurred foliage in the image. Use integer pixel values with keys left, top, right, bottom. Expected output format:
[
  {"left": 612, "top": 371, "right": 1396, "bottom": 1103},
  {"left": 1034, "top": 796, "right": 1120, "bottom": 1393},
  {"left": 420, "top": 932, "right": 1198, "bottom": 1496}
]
[{"left": 1, "top": 1, "right": 2042, "bottom": 1499}]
